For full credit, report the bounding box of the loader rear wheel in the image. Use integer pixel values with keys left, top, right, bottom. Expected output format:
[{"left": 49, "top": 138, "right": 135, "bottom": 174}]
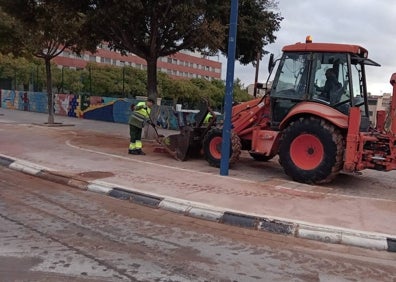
[
  {"left": 279, "top": 117, "right": 344, "bottom": 184},
  {"left": 203, "top": 128, "right": 241, "bottom": 167}
]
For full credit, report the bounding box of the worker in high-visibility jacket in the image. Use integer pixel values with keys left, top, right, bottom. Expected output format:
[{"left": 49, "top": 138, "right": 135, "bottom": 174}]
[
  {"left": 203, "top": 112, "right": 214, "bottom": 125},
  {"left": 128, "top": 98, "right": 155, "bottom": 155}
]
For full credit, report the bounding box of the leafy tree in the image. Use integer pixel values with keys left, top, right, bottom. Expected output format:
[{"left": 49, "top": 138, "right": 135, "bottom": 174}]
[
  {"left": 0, "top": 52, "right": 252, "bottom": 106},
  {"left": 227, "top": 0, "right": 282, "bottom": 64},
  {"left": 233, "top": 79, "right": 252, "bottom": 102},
  {"left": 124, "top": 67, "right": 147, "bottom": 98},
  {"left": 88, "top": 0, "right": 282, "bottom": 100},
  {"left": 66, "top": 69, "right": 86, "bottom": 94},
  {"left": 0, "top": 53, "right": 42, "bottom": 90},
  {"left": 0, "top": 8, "right": 21, "bottom": 55},
  {"left": 0, "top": 0, "right": 99, "bottom": 124},
  {"left": 161, "top": 78, "right": 201, "bottom": 106},
  {"left": 77, "top": 64, "right": 148, "bottom": 97}
]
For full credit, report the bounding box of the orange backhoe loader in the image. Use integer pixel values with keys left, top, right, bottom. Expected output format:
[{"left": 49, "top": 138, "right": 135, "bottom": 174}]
[{"left": 200, "top": 36, "right": 396, "bottom": 184}]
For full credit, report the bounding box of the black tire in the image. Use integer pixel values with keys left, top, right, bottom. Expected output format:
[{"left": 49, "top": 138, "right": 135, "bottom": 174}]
[
  {"left": 203, "top": 128, "right": 241, "bottom": 167},
  {"left": 249, "top": 152, "right": 274, "bottom": 162},
  {"left": 279, "top": 117, "right": 344, "bottom": 184}
]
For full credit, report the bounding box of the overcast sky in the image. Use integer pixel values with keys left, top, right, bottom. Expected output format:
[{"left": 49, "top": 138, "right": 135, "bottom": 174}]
[{"left": 220, "top": 0, "right": 396, "bottom": 95}]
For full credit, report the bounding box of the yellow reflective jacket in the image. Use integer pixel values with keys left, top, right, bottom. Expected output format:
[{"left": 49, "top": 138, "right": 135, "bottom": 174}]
[
  {"left": 203, "top": 113, "right": 213, "bottom": 124},
  {"left": 129, "top": 101, "right": 151, "bottom": 128}
]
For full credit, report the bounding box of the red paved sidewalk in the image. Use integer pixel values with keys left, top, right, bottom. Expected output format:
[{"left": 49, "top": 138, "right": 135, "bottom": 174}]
[{"left": 1, "top": 108, "right": 396, "bottom": 252}]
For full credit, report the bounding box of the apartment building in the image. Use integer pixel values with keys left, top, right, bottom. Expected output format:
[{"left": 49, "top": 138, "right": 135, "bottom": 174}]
[
  {"left": 53, "top": 43, "right": 222, "bottom": 81},
  {"left": 368, "top": 93, "right": 392, "bottom": 126},
  {"left": 247, "top": 81, "right": 273, "bottom": 97}
]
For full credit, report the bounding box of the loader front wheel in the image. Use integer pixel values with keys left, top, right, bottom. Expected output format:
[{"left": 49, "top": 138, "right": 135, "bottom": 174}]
[
  {"left": 279, "top": 117, "right": 344, "bottom": 184},
  {"left": 203, "top": 128, "right": 241, "bottom": 167}
]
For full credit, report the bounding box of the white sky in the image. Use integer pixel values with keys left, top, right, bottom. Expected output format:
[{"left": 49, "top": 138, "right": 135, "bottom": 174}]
[{"left": 219, "top": 0, "right": 396, "bottom": 95}]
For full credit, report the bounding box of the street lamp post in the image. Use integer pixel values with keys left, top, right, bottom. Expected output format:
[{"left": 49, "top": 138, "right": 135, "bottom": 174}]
[
  {"left": 122, "top": 67, "right": 125, "bottom": 96},
  {"left": 253, "top": 51, "right": 260, "bottom": 97},
  {"left": 61, "top": 66, "right": 64, "bottom": 93},
  {"left": 220, "top": 0, "right": 239, "bottom": 176}
]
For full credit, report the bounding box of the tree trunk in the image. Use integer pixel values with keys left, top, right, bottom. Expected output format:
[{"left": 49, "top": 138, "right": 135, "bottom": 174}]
[
  {"left": 146, "top": 56, "right": 158, "bottom": 99},
  {"left": 144, "top": 56, "right": 159, "bottom": 140},
  {"left": 45, "top": 58, "right": 54, "bottom": 124}
]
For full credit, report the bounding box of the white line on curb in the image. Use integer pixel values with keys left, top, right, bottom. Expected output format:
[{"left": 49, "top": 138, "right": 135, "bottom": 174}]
[
  {"left": 9, "top": 162, "right": 42, "bottom": 175},
  {"left": 159, "top": 199, "right": 190, "bottom": 214},
  {"left": 187, "top": 206, "right": 224, "bottom": 222},
  {"left": 87, "top": 183, "right": 113, "bottom": 194}
]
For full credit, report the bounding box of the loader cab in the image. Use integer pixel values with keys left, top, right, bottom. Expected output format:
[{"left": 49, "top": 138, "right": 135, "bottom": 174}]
[{"left": 268, "top": 40, "right": 380, "bottom": 130}]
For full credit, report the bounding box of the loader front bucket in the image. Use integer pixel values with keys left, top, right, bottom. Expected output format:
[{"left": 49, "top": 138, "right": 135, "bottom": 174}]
[
  {"left": 158, "top": 126, "right": 204, "bottom": 161},
  {"left": 159, "top": 127, "right": 193, "bottom": 161}
]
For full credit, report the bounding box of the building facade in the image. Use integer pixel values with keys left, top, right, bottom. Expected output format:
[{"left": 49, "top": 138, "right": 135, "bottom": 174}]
[
  {"left": 368, "top": 93, "right": 392, "bottom": 126},
  {"left": 53, "top": 43, "right": 222, "bottom": 81}
]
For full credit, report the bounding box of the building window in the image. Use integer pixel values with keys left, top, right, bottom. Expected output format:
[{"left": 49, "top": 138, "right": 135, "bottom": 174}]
[{"left": 100, "top": 57, "right": 111, "bottom": 64}]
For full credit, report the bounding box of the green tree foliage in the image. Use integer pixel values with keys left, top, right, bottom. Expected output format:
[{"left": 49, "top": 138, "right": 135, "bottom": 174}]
[
  {"left": 0, "top": 8, "right": 21, "bottom": 55},
  {"left": 88, "top": 0, "right": 282, "bottom": 100},
  {"left": 0, "top": 0, "right": 99, "bottom": 124},
  {"left": 0, "top": 53, "right": 45, "bottom": 91},
  {"left": 233, "top": 79, "right": 252, "bottom": 102},
  {"left": 88, "top": 0, "right": 224, "bottom": 100},
  {"left": 227, "top": 0, "right": 283, "bottom": 64},
  {"left": 124, "top": 67, "right": 147, "bottom": 98},
  {"left": 52, "top": 66, "right": 85, "bottom": 94},
  {"left": 0, "top": 54, "right": 252, "bottom": 111}
]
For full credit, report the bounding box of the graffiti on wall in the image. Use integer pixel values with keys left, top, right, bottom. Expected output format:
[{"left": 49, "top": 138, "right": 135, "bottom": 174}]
[
  {"left": 0, "top": 89, "right": 47, "bottom": 112},
  {"left": 0, "top": 89, "right": 192, "bottom": 130}
]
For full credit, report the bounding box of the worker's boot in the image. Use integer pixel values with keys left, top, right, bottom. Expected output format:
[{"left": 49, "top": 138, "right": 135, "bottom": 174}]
[
  {"left": 137, "top": 149, "right": 146, "bottom": 155},
  {"left": 128, "top": 149, "right": 139, "bottom": 155}
]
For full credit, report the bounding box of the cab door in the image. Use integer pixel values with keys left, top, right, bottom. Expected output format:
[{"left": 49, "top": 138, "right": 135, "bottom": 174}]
[{"left": 270, "top": 52, "right": 311, "bottom": 129}]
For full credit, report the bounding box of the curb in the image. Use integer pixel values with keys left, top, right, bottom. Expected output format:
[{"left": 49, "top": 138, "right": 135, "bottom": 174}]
[{"left": 1, "top": 154, "right": 395, "bottom": 253}]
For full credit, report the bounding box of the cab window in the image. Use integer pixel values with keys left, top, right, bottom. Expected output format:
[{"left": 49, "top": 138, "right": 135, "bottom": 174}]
[
  {"left": 271, "top": 52, "right": 310, "bottom": 99},
  {"left": 311, "top": 53, "right": 350, "bottom": 106}
]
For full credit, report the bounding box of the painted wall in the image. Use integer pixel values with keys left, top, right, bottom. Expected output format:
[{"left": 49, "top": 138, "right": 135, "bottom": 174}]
[{"left": 0, "top": 89, "right": 206, "bottom": 130}]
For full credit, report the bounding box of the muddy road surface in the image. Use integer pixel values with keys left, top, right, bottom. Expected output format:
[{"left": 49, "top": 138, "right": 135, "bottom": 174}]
[{"left": 1, "top": 166, "right": 395, "bottom": 281}]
